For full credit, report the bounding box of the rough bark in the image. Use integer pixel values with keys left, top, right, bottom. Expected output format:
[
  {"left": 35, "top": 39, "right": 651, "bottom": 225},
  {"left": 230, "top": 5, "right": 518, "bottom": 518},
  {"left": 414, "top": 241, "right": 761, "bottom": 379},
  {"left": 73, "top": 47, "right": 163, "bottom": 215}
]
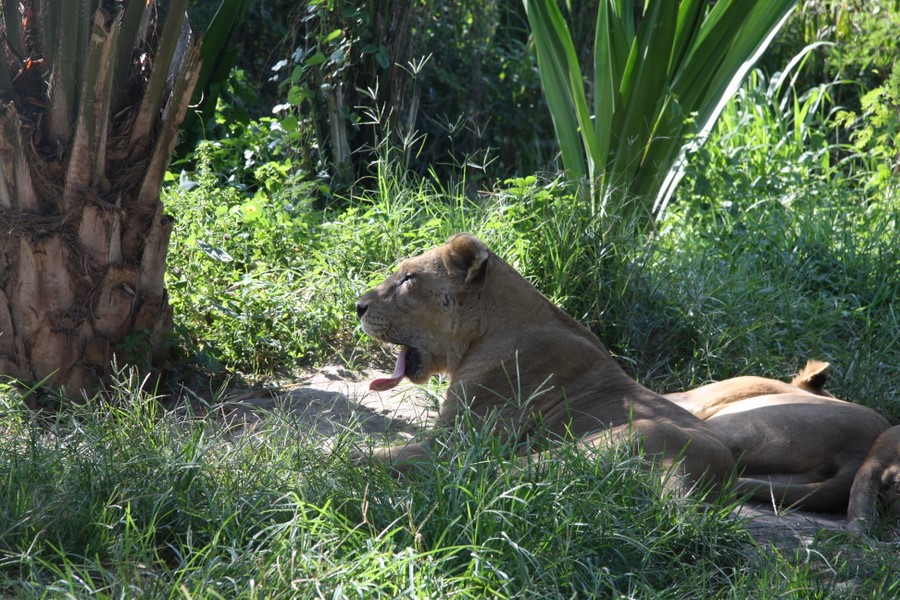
[
  {"left": 0, "top": 146, "right": 178, "bottom": 397},
  {"left": 0, "top": 2, "right": 201, "bottom": 399}
]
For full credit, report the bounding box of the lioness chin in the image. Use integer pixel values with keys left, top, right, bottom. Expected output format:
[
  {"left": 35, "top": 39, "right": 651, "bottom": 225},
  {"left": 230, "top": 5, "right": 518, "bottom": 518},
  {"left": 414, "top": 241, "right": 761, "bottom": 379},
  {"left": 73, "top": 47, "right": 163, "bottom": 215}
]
[{"left": 355, "top": 233, "right": 735, "bottom": 495}]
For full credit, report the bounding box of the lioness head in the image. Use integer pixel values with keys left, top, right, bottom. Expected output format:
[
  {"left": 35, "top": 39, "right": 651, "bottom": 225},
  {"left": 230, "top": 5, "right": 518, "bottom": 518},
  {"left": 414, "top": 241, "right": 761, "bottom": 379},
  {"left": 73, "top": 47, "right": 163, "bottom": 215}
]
[{"left": 356, "top": 234, "right": 491, "bottom": 390}]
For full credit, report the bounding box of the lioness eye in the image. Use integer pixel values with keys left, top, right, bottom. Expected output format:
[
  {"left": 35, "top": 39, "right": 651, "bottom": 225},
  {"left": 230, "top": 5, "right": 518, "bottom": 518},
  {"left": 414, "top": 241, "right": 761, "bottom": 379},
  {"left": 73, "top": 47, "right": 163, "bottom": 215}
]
[{"left": 400, "top": 272, "right": 416, "bottom": 284}]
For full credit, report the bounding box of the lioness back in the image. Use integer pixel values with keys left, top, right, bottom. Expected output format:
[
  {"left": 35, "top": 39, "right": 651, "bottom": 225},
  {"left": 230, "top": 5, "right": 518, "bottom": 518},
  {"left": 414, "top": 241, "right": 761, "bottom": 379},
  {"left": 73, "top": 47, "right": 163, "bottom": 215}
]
[
  {"left": 664, "top": 363, "right": 891, "bottom": 515},
  {"left": 665, "top": 360, "right": 833, "bottom": 419}
]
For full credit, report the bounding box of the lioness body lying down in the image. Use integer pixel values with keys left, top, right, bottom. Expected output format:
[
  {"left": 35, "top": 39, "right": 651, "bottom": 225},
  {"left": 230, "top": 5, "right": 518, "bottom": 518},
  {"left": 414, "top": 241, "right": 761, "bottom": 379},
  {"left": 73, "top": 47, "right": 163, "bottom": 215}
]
[
  {"left": 355, "top": 233, "right": 735, "bottom": 493},
  {"left": 665, "top": 362, "right": 891, "bottom": 518}
]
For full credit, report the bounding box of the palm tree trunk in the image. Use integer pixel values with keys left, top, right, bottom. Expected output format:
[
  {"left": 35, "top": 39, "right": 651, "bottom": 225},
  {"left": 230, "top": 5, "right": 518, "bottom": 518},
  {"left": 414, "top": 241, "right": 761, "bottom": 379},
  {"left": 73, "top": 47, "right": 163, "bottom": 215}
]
[{"left": 0, "top": 1, "right": 201, "bottom": 399}]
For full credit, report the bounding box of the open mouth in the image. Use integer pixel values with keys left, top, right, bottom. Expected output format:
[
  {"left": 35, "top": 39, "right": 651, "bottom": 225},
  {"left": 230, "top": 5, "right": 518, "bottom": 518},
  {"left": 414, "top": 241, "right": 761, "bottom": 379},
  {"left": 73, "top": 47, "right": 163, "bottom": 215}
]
[{"left": 370, "top": 346, "right": 412, "bottom": 391}]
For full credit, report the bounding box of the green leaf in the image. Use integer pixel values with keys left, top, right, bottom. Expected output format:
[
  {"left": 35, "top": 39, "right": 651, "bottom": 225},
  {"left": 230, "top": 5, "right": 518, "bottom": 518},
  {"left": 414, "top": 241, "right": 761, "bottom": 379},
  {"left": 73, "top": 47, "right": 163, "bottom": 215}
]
[
  {"left": 306, "top": 52, "right": 327, "bottom": 67},
  {"left": 198, "top": 240, "right": 234, "bottom": 263},
  {"left": 280, "top": 115, "right": 299, "bottom": 132},
  {"left": 287, "top": 86, "right": 310, "bottom": 106},
  {"left": 375, "top": 46, "right": 391, "bottom": 69},
  {"left": 524, "top": 0, "right": 797, "bottom": 225}
]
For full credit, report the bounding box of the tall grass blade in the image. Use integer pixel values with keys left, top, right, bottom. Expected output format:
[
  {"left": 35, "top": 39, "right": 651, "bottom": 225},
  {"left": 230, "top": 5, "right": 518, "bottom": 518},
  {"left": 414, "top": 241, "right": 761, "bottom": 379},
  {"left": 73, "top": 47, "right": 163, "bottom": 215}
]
[{"left": 523, "top": 0, "right": 589, "bottom": 179}]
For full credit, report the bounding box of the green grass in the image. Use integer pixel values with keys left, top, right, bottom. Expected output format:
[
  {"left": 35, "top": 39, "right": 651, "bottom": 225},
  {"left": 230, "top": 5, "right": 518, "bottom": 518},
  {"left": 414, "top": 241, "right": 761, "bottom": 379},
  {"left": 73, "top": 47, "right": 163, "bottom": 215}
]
[
  {"left": 2, "top": 374, "right": 898, "bottom": 598},
  {"left": 651, "top": 186, "right": 899, "bottom": 413}
]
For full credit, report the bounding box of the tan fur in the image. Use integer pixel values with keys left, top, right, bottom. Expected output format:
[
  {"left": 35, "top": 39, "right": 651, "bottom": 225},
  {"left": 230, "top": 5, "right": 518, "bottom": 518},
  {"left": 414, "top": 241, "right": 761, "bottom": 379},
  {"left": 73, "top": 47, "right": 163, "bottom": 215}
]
[
  {"left": 665, "top": 363, "right": 890, "bottom": 513},
  {"left": 663, "top": 360, "right": 832, "bottom": 420},
  {"left": 847, "top": 425, "right": 900, "bottom": 531},
  {"left": 790, "top": 360, "right": 833, "bottom": 396},
  {"left": 355, "top": 234, "right": 735, "bottom": 494}
]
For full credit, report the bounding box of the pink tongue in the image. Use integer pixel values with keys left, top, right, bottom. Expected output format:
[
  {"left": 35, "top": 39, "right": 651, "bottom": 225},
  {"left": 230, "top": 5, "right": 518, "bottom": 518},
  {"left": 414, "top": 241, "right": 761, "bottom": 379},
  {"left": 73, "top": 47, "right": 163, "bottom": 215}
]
[{"left": 369, "top": 347, "right": 408, "bottom": 391}]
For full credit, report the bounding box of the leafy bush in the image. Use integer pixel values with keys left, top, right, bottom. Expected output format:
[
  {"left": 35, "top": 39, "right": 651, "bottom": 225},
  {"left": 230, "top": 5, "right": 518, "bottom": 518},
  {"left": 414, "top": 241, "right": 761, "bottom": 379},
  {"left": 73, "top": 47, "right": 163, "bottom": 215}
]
[
  {"left": 836, "top": 67, "right": 900, "bottom": 191},
  {"left": 764, "top": 0, "right": 900, "bottom": 107},
  {"left": 405, "top": 0, "right": 554, "bottom": 179},
  {"left": 268, "top": 0, "right": 422, "bottom": 191},
  {"left": 165, "top": 159, "right": 608, "bottom": 375},
  {"left": 264, "top": 0, "right": 557, "bottom": 192},
  {"left": 761, "top": 0, "right": 900, "bottom": 187},
  {"left": 166, "top": 139, "right": 331, "bottom": 374},
  {"left": 186, "top": 0, "right": 295, "bottom": 115},
  {"left": 676, "top": 58, "right": 841, "bottom": 206}
]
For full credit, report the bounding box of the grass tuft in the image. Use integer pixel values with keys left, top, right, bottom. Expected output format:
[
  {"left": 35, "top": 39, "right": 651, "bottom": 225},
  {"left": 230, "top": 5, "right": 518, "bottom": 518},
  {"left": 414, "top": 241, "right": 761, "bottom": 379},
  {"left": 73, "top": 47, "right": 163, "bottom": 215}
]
[{"left": 3, "top": 362, "right": 899, "bottom": 597}]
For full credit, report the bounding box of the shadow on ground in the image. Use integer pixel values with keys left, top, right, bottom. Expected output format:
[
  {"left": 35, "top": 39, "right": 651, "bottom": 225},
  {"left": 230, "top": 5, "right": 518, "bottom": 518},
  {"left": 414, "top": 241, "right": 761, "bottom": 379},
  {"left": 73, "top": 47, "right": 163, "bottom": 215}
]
[{"left": 222, "top": 364, "right": 437, "bottom": 440}]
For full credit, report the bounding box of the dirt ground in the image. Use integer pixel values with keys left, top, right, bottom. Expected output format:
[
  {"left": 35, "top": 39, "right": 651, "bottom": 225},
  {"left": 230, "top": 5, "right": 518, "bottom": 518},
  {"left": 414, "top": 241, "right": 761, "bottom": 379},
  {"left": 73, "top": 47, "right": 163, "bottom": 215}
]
[{"left": 223, "top": 364, "right": 859, "bottom": 547}]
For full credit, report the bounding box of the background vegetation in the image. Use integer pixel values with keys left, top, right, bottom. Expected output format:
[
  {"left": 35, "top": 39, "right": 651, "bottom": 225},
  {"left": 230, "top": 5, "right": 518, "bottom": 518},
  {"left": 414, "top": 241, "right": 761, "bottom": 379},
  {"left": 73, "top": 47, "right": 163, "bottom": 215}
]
[{"left": 1, "top": 0, "right": 899, "bottom": 596}]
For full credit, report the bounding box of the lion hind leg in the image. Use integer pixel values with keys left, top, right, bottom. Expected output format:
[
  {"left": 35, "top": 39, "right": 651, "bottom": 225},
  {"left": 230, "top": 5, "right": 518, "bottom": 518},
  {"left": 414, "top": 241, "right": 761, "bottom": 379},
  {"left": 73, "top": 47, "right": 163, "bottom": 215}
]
[
  {"left": 846, "top": 461, "right": 883, "bottom": 531},
  {"left": 847, "top": 426, "right": 900, "bottom": 532},
  {"left": 735, "top": 461, "right": 860, "bottom": 512}
]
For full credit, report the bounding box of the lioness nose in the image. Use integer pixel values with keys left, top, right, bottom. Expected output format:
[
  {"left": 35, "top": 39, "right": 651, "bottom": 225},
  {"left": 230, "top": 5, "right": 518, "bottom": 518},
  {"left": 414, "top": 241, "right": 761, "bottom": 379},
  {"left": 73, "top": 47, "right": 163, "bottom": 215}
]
[{"left": 355, "top": 301, "right": 368, "bottom": 319}]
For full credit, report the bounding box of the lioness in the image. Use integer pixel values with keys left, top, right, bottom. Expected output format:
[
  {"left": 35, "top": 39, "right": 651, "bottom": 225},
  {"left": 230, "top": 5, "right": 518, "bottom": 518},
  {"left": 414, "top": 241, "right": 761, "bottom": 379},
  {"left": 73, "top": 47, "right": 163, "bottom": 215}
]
[
  {"left": 355, "top": 233, "right": 735, "bottom": 493},
  {"left": 847, "top": 425, "right": 900, "bottom": 531},
  {"left": 665, "top": 363, "right": 891, "bottom": 513},
  {"left": 664, "top": 360, "right": 833, "bottom": 420}
]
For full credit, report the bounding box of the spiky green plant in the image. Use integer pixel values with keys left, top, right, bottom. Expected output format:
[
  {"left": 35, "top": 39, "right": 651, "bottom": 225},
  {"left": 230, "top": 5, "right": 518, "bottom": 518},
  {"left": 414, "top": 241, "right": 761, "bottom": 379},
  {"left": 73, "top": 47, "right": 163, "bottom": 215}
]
[{"left": 523, "top": 0, "right": 798, "bottom": 224}]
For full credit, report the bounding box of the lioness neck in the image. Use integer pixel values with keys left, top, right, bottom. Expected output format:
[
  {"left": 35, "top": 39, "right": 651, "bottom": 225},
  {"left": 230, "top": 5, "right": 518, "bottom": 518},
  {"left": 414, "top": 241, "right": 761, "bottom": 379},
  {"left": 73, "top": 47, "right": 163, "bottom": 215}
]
[{"left": 447, "top": 255, "right": 657, "bottom": 434}]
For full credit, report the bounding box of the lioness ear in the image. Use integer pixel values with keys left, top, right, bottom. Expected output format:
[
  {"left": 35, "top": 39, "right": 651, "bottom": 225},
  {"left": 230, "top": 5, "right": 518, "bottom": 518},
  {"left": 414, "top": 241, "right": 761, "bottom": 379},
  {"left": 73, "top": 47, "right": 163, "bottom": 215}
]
[
  {"left": 792, "top": 360, "right": 831, "bottom": 392},
  {"left": 443, "top": 233, "right": 489, "bottom": 286}
]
